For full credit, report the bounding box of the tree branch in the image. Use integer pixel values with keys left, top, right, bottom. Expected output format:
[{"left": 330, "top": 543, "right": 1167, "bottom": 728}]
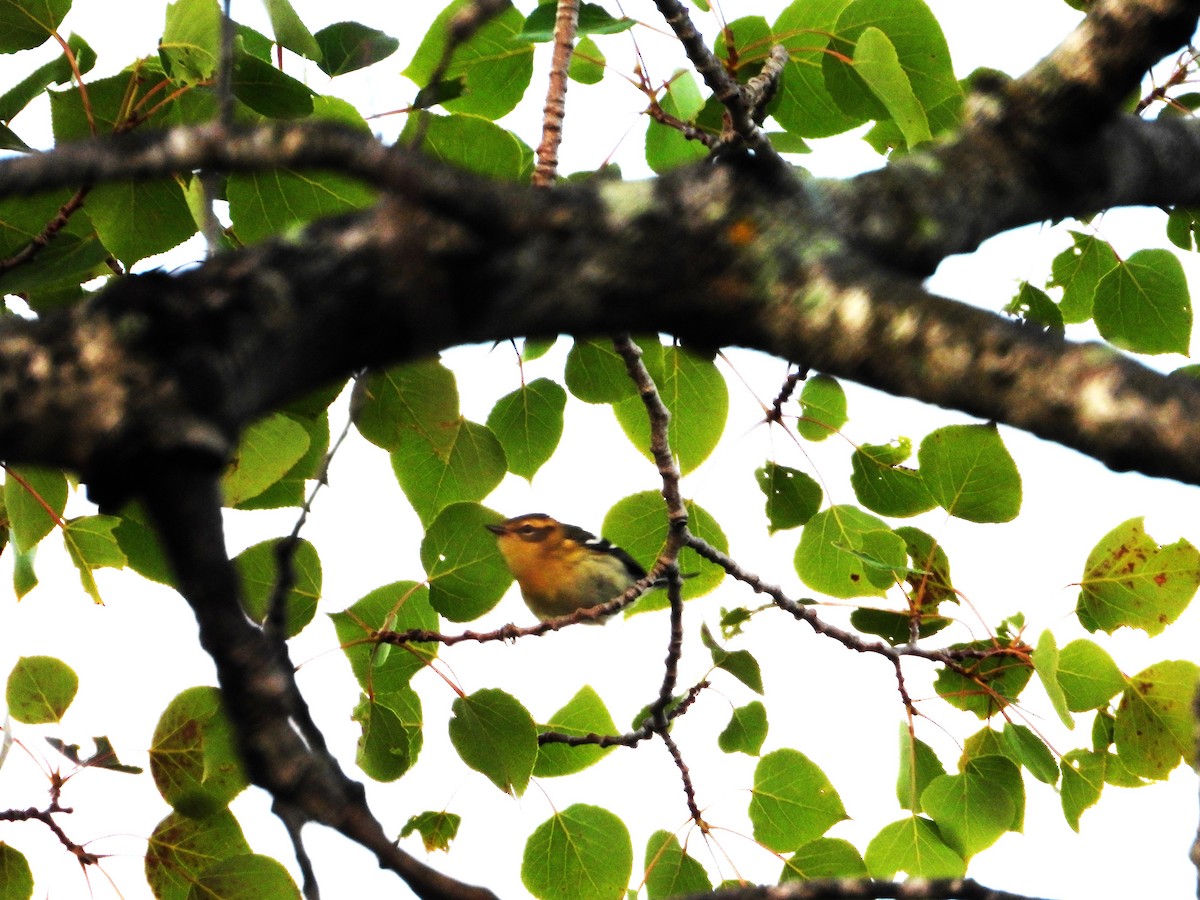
[
  {"left": 682, "top": 879, "right": 1054, "bottom": 900},
  {"left": 137, "top": 460, "right": 497, "bottom": 900}
]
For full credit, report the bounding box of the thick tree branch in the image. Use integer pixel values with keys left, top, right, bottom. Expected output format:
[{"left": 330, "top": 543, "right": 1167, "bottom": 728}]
[
  {"left": 833, "top": 0, "right": 1200, "bottom": 271},
  {"left": 682, "top": 879, "right": 1052, "bottom": 900},
  {"left": 138, "top": 461, "right": 497, "bottom": 900},
  {"left": 2, "top": 150, "right": 1200, "bottom": 493}
]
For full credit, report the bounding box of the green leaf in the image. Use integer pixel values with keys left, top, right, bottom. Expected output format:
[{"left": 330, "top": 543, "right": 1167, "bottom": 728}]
[
  {"left": 920, "top": 756, "right": 1021, "bottom": 858},
  {"left": 353, "top": 686, "right": 423, "bottom": 782},
  {"left": 234, "top": 538, "right": 321, "bottom": 637},
  {"left": 449, "top": 688, "right": 537, "bottom": 795},
  {"left": 563, "top": 338, "right": 635, "bottom": 404},
  {"left": 1093, "top": 249, "right": 1192, "bottom": 354},
  {"left": 780, "top": 838, "right": 867, "bottom": 881},
  {"left": 1060, "top": 749, "right": 1104, "bottom": 831},
  {"left": 1092, "top": 709, "right": 1116, "bottom": 752},
  {"left": 602, "top": 492, "right": 727, "bottom": 609},
  {"left": 400, "top": 811, "right": 461, "bottom": 853},
  {"left": 522, "top": 337, "right": 557, "bottom": 361},
  {"left": 864, "top": 816, "right": 964, "bottom": 879},
  {"left": 714, "top": 16, "right": 773, "bottom": 79},
  {"left": 701, "top": 624, "right": 764, "bottom": 693},
  {"left": 823, "top": 0, "right": 962, "bottom": 137},
  {"left": 237, "top": 409, "right": 329, "bottom": 510},
  {"left": 0, "top": 844, "right": 30, "bottom": 900},
  {"left": 1076, "top": 517, "right": 1200, "bottom": 636},
  {"left": 0, "top": 33, "right": 95, "bottom": 121},
  {"left": 534, "top": 685, "right": 618, "bottom": 777},
  {"left": 222, "top": 413, "right": 311, "bottom": 507},
  {"left": 404, "top": 0, "right": 534, "bottom": 121},
  {"left": 852, "top": 27, "right": 930, "bottom": 147},
  {"left": 850, "top": 606, "right": 951, "bottom": 645},
  {"left": 795, "top": 505, "right": 900, "bottom": 599},
  {"left": 146, "top": 811, "right": 253, "bottom": 900},
  {"left": 1056, "top": 638, "right": 1126, "bottom": 711},
  {"left": 959, "top": 726, "right": 1008, "bottom": 765},
  {"left": 11, "top": 543, "right": 36, "bottom": 599},
  {"left": 1031, "top": 629, "right": 1073, "bottom": 728},
  {"left": 85, "top": 177, "right": 196, "bottom": 267},
  {"left": 522, "top": 805, "right": 631, "bottom": 900},
  {"left": 113, "top": 501, "right": 174, "bottom": 587},
  {"left": 149, "top": 686, "right": 248, "bottom": 818},
  {"left": 6, "top": 655, "right": 77, "bottom": 724},
  {"left": 62, "top": 514, "right": 125, "bottom": 604},
  {"left": 5, "top": 466, "right": 66, "bottom": 553},
  {"left": 227, "top": 110, "right": 376, "bottom": 244},
  {"left": 401, "top": 112, "right": 534, "bottom": 181},
  {"left": 796, "top": 374, "right": 847, "bottom": 440},
  {"left": 918, "top": 423, "right": 1021, "bottom": 523},
  {"left": 0, "top": 123, "right": 29, "bottom": 151},
  {"left": 1113, "top": 660, "right": 1200, "bottom": 779},
  {"left": 230, "top": 50, "right": 314, "bottom": 118},
  {"left": 0, "top": 0, "right": 70, "bottom": 53},
  {"left": 422, "top": 502, "right": 512, "bottom": 621},
  {"left": 393, "top": 420, "right": 506, "bottom": 526},
  {"left": 771, "top": 0, "right": 865, "bottom": 138},
  {"left": 314, "top": 21, "right": 398, "bottom": 76},
  {"left": 330, "top": 581, "right": 439, "bottom": 693},
  {"left": 50, "top": 70, "right": 170, "bottom": 140},
  {"left": 748, "top": 748, "right": 847, "bottom": 852},
  {"left": 0, "top": 186, "right": 108, "bottom": 292},
  {"left": 1166, "top": 206, "right": 1200, "bottom": 251},
  {"left": 1047, "top": 231, "right": 1118, "bottom": 324},
  {"left": 897, "top": 725, "right": 945, "bottom": 812},
  {"left": 1004, "top": 281, "right": 1064, "bottom": 332},
  {"left": 353, "top": 359, "right": 460, "bottom": 452},
  {"left": 613, "top": 343, "right": 728, "bottom": 474},
  {"left": 519, "top": 3, "right": 635, "bottom": 41},
  {"left": 486, "top": 378, "right": 567, "bottom": 479},
  {"left": 645, "top": 70, "right": 710, "bottom": 173},
  {"left": 718, "top": 700, "right": 768, "bottom": 756},
  {"left": 933, "top": 639, "right": 1032, "bottom": 718},
  {"left": 159, "top": 0, "right": 221, "bottom": 84},
  {"left": 263, "top": 0, "right": 321, "bottom": 60},
  {"left": 850, "top": 438, "right": 935, "bottom": 517},
  {"left": 186, "top": 853, "right": 299, "bottom": 898},
  {"left": 756, "top": 462, "right": 822, "bottom": 532},
  {"left": 1002, "top": 723, "right": 1059, "bottom": 785},
  {"left": 644, "top": 830, "right": 710, "bottom": 898},
  {"left": 569, "top": 35, "right": 605, "bottom": 84}
]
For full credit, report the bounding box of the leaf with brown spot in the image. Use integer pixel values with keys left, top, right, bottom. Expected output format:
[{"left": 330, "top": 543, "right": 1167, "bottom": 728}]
[{"left": 1076, "top": 518, "right": 1200, "bottom": 636}]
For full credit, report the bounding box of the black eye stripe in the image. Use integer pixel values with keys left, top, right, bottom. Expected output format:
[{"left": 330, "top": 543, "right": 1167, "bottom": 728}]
[{"left": 517, "top": 524, "right": 550, "bottom": 542}]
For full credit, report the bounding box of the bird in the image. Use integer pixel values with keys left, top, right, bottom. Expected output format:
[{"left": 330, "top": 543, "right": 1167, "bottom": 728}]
[{"left": 485, "top": 513, "right": 652, "bottom": 621}]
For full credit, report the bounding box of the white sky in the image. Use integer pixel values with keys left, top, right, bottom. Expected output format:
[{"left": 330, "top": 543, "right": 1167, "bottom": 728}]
[{"left": 1, "top": 2, "right": 1199, "bottom": 899}]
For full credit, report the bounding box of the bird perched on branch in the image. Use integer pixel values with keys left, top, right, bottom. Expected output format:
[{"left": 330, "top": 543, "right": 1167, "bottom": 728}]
[{"left": 485, "top": 513, "right": 653, "bottom": 621}]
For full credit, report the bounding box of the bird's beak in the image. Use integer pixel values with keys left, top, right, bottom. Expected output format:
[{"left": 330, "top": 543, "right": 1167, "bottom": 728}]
[{"left": 484, "top": 523, "right": 506, "bottom": 535}]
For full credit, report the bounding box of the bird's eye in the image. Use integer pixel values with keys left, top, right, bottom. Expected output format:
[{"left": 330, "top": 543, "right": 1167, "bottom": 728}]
[{"left": 519, "top": 525, "right": 537, "bottom": 536}]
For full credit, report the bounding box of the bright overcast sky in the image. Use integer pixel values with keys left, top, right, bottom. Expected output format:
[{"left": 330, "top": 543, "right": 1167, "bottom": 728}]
[{"left": 1, "top": 2, "right": 1199, "bottom": 899}]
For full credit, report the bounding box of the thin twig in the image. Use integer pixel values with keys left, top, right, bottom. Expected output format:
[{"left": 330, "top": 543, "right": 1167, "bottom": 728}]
[
  {"left": 0, "top": 807, "right": 100, "bottom": 866},
  {"left": 266, "top": 395, "right": 356, "bottom": 643},
  {"left": 650, "top": 0, "right": 783, "bottom": 163},
  {"left": 766, "top": 367, "right": 804, "bottom": 425},
  {"left": 683, "top": 533, "right": 986, "bottom": 676},
  {"left": 274, "top": 800, "right": 321, "bottom": 900},
  {"left": 532, "top": 0, "right": 580, "bottom": 187},
  {"left": 538, "top": 679, "right": 709, "bottom": 748}
]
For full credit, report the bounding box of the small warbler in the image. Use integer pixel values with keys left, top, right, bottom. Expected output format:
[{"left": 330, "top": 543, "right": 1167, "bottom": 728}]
[{"left": 485, "top": 513, "right": 651, "bottom": 621}]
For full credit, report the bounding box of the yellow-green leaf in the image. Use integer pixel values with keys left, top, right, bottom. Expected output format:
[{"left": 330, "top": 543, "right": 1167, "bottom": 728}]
[{"left": 1077, "top": 517, "right": 1200, "bottom": 636}]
